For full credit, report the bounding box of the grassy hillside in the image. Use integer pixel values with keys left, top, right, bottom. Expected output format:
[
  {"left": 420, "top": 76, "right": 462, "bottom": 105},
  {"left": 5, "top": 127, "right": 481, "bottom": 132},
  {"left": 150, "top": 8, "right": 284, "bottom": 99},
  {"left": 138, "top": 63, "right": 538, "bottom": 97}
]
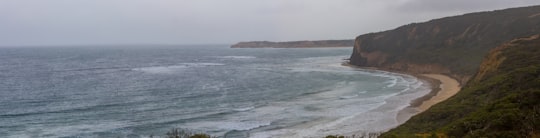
[
  {"left": 350, "top": 5, "right": 540, "bottom": 83},
  {"left": 381, "top": 34, "right": 540, "bottom": 137}
]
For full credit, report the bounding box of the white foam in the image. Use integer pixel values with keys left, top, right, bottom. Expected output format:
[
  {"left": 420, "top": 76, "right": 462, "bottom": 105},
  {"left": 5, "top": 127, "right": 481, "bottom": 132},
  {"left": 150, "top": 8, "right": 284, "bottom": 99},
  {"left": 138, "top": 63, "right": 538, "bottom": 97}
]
[
  {"left": 233, "top": 106, "right": 255, "bottom": 112},
  {"left": 132, "top": 65, "right": 188, "bottom": 74},
  {"left": 386, "top": 77, "right": 398, "bottom": 87},
  {"left": 339, "top": 94, "right": 359, "bottom": 99},
  {"left": 246, "top": 72, "right": 433, "bottom": 138},
  {"left": 132, "top": 63, "right": 224, "bottom": 74},
  {"left": 183, "top": 63, "right": 225, "bottom": 66},
  {"left": 285, "top": 56, "right": 362, "bottom": 74},
  {"left": 218, "top": 56, "right": 256, "bottom": 59},
  {"left": 12, "top": 121, "right": 131, "bottom": 138},
  {"left": 173, "top": 56, "right": 433, "bottom": 138},
  {"left": 184, "top": 120, "right": 271, "bottom": 132},
  {"left": 411, "top": 80, "right": 423, "bottom": 89},
  {"left": 242, "top": 86, "right": 397, "bottom": 137}
]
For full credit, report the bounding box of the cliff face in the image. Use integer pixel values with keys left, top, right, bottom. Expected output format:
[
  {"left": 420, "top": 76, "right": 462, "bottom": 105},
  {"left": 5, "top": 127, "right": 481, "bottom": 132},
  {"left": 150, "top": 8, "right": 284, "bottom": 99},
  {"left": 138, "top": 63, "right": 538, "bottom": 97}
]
[
  {"left": 350, "top": 5, "right": 540, "bottom": 84},
  {"left": 381, "top": 34, "right": 540, "bottom": 137},
  {"left": 231, "top": 40, "right": 353, "bottom": 48}
]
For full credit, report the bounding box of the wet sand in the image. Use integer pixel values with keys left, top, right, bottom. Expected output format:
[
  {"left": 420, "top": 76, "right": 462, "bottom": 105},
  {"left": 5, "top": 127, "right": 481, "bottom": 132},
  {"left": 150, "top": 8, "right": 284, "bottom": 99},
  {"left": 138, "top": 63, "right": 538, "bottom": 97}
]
[{"left": 396, "top": 74, "right": 461, "bottom": 124}]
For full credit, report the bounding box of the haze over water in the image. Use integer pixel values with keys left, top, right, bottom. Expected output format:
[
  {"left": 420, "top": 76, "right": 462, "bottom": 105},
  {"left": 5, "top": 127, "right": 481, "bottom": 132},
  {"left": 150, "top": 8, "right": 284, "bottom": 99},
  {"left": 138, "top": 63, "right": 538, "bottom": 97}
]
[{"left": 0, "top": 46, "right": 430, "bottom": 137}]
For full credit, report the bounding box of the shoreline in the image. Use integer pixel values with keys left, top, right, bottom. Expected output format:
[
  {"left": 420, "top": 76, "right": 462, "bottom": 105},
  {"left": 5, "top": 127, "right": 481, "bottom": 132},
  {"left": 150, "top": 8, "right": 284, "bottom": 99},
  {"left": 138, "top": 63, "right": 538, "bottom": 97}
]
[
  {"left": 231, "top": 46, "right": 353, "bottom": 48},
  {"left": 342, "top": 62, "right": 462, "bottom": 130},
  {"left": 415, "top": 74, "right": 461, "bottom": 111},
  {"left": 395, "top": 75, "right": 441, "bottom": 123},
  {"left": 395, "top": 74, "right": 461, "bottom": 124}
]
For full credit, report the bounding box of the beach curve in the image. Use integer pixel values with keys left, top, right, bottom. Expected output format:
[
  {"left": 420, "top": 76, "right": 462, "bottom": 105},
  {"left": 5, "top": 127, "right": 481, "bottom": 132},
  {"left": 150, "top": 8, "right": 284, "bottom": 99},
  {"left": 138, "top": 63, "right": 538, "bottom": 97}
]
[{"left": 417, "top": 74, "right": 461, "bottom": 112}]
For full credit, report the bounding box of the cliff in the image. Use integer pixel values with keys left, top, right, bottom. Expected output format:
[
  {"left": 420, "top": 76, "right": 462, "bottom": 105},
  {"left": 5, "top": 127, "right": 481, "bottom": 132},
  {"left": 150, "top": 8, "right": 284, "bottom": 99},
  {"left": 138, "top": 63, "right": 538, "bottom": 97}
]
[
  {"left": 381, "top": 34, "right": 540, "bottom": 137},
  {"left": 350, "top": 5, "right": 540, "bottom": 84},
  {"left": 231, "top": 40, "right": 353, "bottom": 48}
]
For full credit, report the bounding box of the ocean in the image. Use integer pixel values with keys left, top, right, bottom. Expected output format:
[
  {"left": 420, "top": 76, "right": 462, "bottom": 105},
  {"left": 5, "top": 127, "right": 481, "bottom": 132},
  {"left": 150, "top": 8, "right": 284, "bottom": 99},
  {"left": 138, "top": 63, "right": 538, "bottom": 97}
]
[{"left": 0, "top": 45, "right": 431, "bottom": 138}]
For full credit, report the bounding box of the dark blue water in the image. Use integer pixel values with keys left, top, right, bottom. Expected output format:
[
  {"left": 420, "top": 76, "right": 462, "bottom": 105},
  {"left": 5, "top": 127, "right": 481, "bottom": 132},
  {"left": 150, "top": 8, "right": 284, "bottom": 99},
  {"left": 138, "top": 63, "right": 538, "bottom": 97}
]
[{"left": 0, "top": 46, "right": 429, "bottom": 137}]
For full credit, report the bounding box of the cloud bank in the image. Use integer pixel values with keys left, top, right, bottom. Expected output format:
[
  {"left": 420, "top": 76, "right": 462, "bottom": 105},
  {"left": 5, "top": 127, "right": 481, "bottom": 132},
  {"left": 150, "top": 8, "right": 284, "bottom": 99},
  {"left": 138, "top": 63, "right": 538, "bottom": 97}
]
[{"left": 1, "top": 0, "right": 539, "bottom": 46}]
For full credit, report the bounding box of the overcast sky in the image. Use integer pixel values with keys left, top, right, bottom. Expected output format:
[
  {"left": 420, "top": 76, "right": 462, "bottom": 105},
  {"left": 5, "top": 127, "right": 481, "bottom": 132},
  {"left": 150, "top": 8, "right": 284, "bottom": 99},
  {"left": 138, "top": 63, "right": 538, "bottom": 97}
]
[{"left": 1, "top": 0, "right": 540, "bottom": 46}]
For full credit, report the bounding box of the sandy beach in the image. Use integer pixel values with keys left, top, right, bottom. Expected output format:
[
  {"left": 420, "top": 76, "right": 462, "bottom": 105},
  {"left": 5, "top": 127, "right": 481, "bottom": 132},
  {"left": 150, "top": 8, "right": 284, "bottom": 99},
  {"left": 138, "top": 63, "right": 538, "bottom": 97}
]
[
  {"left": 417, "top": 74, "right": 461, "bottom": 112},
  {"left": 396, "top": 73, "right": 461, "bottom": 125}
]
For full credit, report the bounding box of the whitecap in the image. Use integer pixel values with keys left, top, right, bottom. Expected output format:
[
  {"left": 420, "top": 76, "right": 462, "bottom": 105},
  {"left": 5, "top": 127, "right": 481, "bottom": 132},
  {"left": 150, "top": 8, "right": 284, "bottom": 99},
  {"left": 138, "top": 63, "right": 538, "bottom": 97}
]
[
  {"left": 184, "top": 120, "right": 271, "bottom": 132},
  {"left": 132, "top": 63, "right": 224, "bottom": 74},
  {"left": 218, "top": 56, "right": 256, "bottom": 59},
  {"left": 339, "top": 94, "right": 359, "bottom": 99},
  {"left": 19, "top": 121, "right": 131, "bottom": 138},
  {"left": 387, "top": 80, "right": 397, "bottom": 88},
  {"left": 132, "top": 65, "right": 187, "bottom": 74},
  {"left": 183, "top": 63, "right": 225, "bottom": 66},
  {"left": 385, "top": 76, "right": 399, "bottom": 88},
  {"left": 233, "top": 106, "right": 255, "bottom": 112}
]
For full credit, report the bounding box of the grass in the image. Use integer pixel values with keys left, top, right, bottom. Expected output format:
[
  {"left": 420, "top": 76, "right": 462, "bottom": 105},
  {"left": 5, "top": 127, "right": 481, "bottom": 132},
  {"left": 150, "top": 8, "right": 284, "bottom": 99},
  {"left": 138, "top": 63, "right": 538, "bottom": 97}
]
[{"left": 380, "top": 35, "right": 540, "bottom": 137}]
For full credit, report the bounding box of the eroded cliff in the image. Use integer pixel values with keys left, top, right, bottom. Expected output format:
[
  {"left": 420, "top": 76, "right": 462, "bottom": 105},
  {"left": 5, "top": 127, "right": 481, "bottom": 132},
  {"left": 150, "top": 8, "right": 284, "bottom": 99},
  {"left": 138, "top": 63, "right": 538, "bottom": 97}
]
[{"left": 350, "top": 5, "right": 540, "bottom": 84}]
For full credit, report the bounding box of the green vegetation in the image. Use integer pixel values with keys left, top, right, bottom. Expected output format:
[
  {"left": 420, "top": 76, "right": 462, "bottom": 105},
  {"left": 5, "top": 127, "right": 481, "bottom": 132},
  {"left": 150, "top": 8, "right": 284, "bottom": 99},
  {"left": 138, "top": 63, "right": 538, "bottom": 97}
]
[
  {"left": 380, "top": 35, "right": 540, "bottom": 137},
  {"left": 349, "top": 6, "right": 540, "bottom": 137},
  {"left": 350, "top": 5, "right": 540, "bottom": 79},
  {"left": 325, "top": 135, "right": 346, "bottom": 138}
]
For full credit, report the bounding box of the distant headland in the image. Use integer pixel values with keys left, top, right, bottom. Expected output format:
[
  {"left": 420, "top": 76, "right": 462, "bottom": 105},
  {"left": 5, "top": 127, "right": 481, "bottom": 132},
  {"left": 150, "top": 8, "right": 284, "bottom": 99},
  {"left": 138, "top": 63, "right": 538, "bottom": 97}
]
[{"left": 230, "top": 40, "right": 353, "bottom": 48}]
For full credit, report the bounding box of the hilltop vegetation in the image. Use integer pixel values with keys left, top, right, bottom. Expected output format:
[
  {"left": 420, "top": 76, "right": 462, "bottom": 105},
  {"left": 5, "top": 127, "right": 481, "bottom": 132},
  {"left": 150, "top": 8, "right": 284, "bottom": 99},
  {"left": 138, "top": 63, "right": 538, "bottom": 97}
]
[
  {"left": 345, "top": 5, "right": 540, "bottom": 137},
  {"left": 381, "top": 34, "right": 540, "bottom": 137},
  {"left": 350, "top": 5, "right": 540, "bottom": 83}
]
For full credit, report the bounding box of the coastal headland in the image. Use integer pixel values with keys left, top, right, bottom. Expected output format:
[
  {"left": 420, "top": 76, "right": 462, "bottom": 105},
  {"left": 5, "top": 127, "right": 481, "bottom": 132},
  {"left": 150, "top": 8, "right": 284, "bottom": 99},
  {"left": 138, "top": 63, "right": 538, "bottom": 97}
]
[
  {"left": 346, "top": 5, "right": 540, "bottom": 137},
  {"left": 231, "top": 40, "right": 353, "bottom": 48}
]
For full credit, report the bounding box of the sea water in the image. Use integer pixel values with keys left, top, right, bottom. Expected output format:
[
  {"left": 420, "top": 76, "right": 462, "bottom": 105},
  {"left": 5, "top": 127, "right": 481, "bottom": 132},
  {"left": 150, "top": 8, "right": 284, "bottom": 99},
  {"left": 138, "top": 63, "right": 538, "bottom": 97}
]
[{"left": 0, "top": 45, "right": 431, "bottom": 138}]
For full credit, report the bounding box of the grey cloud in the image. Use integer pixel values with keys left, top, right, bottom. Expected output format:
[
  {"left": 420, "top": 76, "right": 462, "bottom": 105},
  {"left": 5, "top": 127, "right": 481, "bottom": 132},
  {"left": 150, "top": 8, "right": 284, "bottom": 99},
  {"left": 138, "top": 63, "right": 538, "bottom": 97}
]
[
  {"left": 394, "top": 0, "right": 540, "bottom": 13},
  {"left": 0, "top": 0, "right": 539, "bottom": 46}
]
